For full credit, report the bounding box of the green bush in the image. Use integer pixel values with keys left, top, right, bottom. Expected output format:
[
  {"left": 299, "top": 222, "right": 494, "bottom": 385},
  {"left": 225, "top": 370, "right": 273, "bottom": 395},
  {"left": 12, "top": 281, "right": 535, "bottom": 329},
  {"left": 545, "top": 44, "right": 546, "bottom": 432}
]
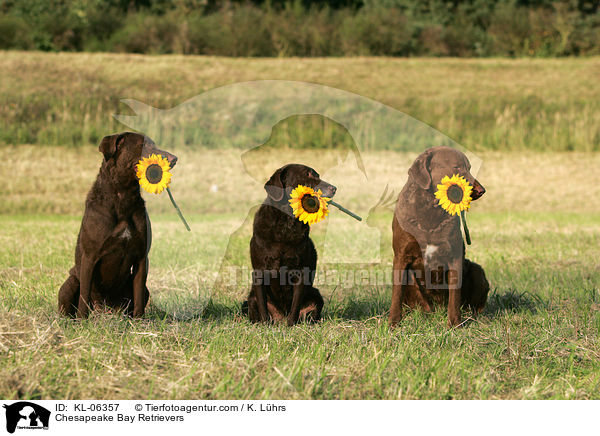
[
  {"left": 108, "top": 12, "right": 182, "bottom": 53},
  {"left": 0, "top": 15, "right": 32, "bottom": 49},
  {"left": 188, "top": 5, "right": 275, "bottom": 56},
  {"left": 267, "top": 3, "right": 344, "bottom": 57},
  {"left": 340, "top": 6, "right": 414, "bottom": 56},
  {"left": 4, "top": 0, "right": 86, "bottom": 51},
  {"left": 568, "top": 14, "right": 600, "bottom": 55},
  {"left": 0, "top": 0, "right": 599, "bottom": 57}
]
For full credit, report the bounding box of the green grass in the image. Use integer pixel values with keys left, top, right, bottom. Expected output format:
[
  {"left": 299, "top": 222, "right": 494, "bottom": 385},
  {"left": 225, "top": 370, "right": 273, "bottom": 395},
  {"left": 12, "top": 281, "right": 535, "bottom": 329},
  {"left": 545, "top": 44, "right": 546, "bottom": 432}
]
[
  {"left": 1, "top": 212, "right": 599, "bottom": 399},
  {"left": 1, "top": 147, "right": 599, "bottom": 399},
  {"left": 1, "top": 52, "right": 599, "bottom": 398},
  {"left": 1, "top": 52, "right": 600, "bottom": 151}
]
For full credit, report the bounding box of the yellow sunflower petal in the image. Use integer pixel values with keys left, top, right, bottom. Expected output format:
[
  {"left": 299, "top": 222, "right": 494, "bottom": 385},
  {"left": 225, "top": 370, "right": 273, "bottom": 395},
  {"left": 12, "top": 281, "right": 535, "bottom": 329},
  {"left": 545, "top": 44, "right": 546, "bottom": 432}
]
[
  {"left": 136, "top": 153, "right": 173, "bottom": 195},
  {"left": 433, "top": 173, "right": 473, "bottom": 216},
  {"left": 288, "top": 184, "right": 329, "bottom": 225}
]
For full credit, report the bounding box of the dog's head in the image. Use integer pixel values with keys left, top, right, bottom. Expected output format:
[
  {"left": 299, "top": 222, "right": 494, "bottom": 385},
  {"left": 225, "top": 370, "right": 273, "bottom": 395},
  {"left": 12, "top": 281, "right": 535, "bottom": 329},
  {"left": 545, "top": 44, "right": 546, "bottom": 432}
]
[
  {"left": 408, "top": 146, "right": 485, "bottom": 200},
  {"left": 264, "top": 163, "right": 337, "bottom": 203},
  {"left": 98, "top": 132, "right": 178, "bottom": 188}
]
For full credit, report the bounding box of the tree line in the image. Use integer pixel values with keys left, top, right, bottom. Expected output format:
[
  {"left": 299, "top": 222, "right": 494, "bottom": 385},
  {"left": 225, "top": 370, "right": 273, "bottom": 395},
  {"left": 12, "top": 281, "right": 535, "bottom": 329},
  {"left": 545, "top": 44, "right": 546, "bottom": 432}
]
[{"left": 0, "top": 0, "right": 599, "bottom": 56}]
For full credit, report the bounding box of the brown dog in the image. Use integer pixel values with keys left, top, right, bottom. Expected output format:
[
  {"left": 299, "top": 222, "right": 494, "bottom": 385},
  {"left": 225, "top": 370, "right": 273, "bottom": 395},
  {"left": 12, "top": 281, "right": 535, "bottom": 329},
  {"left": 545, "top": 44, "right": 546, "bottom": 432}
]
[
  {"left": 390, "top": 146, "right": 489, "bottom": 327},
  {"left": 58, "top": 132, "right": 177, "bottom": 318},
  {"left": 245, "top": 164, "right": 336, "bottom": 326}
]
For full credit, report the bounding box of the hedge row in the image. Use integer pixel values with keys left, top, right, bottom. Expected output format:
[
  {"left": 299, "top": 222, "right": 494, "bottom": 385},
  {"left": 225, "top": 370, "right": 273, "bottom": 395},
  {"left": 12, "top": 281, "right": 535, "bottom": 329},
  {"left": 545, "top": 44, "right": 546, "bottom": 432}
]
[{"left": 1, "top": 0, "right": 599, "bottom": 56}]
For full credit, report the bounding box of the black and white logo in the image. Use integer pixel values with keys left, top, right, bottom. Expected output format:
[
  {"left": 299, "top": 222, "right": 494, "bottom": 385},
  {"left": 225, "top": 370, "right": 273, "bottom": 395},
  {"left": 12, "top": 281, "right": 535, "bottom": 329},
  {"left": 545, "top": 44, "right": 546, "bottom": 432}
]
[{"left": 3, "top": 402, "right": 50, "bottom": 434}]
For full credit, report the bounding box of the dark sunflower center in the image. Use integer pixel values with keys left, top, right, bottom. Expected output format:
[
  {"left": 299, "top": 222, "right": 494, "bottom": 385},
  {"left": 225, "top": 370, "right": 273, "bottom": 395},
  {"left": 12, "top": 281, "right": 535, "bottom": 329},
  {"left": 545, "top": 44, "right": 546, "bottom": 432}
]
[
  {"left": 447, "top": 184, "right": 464, "bottom": 204},
  {"left": 301, "top": 195, "right": 320, "bottom": 213},
  {"left": 145, "top": 164, "right": 163, "bottom": 184}
]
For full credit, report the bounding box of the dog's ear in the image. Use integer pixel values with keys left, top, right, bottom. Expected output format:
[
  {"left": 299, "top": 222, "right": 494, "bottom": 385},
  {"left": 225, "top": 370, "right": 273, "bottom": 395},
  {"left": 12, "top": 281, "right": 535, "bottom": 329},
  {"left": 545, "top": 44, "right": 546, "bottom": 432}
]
[
  {"left": 408, "top": 149, "right": 433, "bottom": 189},
  {"left": 264, "top": 166, "right": 288, "bottom": 202},
  {"left": 99, "top": 133, "right": 125, "bottom": 161}
]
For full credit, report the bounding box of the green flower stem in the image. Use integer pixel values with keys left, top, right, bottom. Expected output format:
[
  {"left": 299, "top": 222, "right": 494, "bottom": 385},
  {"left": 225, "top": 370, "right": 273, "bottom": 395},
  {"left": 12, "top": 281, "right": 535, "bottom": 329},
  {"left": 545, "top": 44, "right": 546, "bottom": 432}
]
[
  {"left": 167, "top": 187, "right": 191, "bottom": 232},
  {"left": 460, "top": 210, "right": 471, "bottom": 245},
  {"left": 329, "top": 200, "right": 362, "bottom": 222}
]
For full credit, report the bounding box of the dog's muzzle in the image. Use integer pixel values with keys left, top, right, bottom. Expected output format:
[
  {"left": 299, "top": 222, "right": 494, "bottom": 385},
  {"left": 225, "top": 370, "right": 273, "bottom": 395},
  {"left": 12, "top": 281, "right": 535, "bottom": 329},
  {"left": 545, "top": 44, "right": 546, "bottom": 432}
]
[
  {"left": 318, "top": 183, "right": 337, "bottom": 198},
  {"left": 470, "top": 180, "right": 485, "bottom": 200},
  {"left": 142, "top": 146, "right": 178, "bottom": 169}
]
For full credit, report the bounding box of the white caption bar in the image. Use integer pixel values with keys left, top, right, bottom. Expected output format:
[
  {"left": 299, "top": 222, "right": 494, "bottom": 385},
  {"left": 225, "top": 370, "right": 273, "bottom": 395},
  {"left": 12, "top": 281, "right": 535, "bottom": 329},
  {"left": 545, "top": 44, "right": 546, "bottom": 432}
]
[{"left": 0, "top": 400, "right": 595, "bottom": 436}]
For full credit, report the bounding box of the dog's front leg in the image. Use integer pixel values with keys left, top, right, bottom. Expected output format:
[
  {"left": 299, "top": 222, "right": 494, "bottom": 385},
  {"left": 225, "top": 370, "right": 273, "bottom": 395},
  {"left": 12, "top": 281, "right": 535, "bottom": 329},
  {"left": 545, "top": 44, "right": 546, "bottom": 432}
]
[
  {"left": 76, "top": 253, "right": 94, "bottom": 318},
  {"left": 252, "top": 270, "right": 270, "bottom": 322},
  {"left": 256, "top": 285, "right": 270, "bottom": 322},
  {"left": 390, "top": 257, "right": 410, "bottom": 327},
  {"left": 132, "top": 256, "right": 148, "bottom": 317},
  {"left": 287, "top": 270, "right": 306, "bottom": 326},
  {"left": 447, "top": 257, "right": 463, "bottom": 327}
]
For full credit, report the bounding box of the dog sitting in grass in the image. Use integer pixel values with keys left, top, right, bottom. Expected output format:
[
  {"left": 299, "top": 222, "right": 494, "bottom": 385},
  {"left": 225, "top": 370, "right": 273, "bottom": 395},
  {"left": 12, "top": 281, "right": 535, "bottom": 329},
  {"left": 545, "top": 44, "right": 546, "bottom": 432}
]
[
  {"left": 244, "top": 164, "right": 337, "bottom": 325},
  {"left": 58, "top": 132, "right": 177, "bottom": 318},
  {"left": 390, "top": 146, "right": 489, "bottom": 327}
]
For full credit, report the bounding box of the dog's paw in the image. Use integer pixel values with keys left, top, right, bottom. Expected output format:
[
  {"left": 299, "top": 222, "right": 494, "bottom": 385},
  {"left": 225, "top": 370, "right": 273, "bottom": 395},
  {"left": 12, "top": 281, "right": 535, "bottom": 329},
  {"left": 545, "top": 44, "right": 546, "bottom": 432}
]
[{"left": 447, "top": 317, "right": 465, "bottom": 328}]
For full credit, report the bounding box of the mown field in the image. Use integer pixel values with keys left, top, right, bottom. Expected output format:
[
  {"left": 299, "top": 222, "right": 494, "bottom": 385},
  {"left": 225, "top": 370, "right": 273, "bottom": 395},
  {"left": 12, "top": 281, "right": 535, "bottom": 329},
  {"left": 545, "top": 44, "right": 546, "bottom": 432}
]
[{"left": 1, "top": 53, "right": 599, "bottom": 399}]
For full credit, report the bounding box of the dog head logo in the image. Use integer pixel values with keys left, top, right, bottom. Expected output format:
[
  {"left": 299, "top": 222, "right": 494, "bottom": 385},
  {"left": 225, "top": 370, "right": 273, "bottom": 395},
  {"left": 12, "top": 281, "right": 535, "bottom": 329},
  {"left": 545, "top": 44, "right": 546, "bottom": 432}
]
[{"left": 2, "top": 402, "right": 50, "bottom": 433}]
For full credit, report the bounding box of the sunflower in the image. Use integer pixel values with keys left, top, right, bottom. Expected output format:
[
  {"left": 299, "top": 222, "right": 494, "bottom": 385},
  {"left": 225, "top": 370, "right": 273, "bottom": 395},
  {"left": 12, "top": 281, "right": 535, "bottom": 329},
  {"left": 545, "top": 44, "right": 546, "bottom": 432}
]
[
  {"left": 289, "top": 185, "right": 330, "bottom": 225},
  {"left": 434, "top": 174, "right": 473, "bottom": 216},
  {"left": 136, "top": 154, "right": 172, "bottom": 194}
]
